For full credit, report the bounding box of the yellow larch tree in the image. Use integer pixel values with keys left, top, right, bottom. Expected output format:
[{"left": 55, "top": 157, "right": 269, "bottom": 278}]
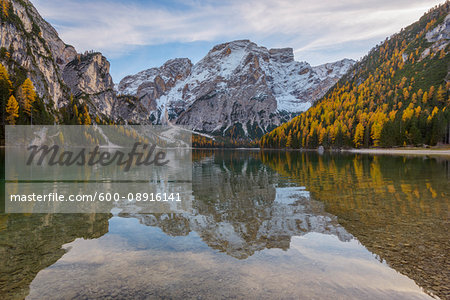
[
  {"left": 6, "top": 95, "right": 18, "bottom": 124},
  {"left": 83, "top": 105, "right": 91, "bottom": 125},
  {"left": 436, "top": 85, "right": 445, "bottom": 103},
  {"left": 353, "top": 123, "right": 364, "bottom": 148},
  {"left": 19, "top": 78, "right": 37, "bottom": 117},
  {"left": 0, "top": 63, "right": 12, "bottom": 97},
  {"left": 0, "top": 0, "right": 10, "bottom": 17}
]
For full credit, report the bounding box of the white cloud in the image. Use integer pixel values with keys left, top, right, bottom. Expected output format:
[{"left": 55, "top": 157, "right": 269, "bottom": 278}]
[{"left": 32, "top": 0, "right": 444, "bottom": 62}]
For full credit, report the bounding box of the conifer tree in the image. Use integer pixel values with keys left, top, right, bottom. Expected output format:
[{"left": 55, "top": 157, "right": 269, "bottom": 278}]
[
  {"left": 0, "top": 63, "right": 11, "bottom": 89},
  {"left": 422, "top": 91, "right": 428, "bottom": 104},
  {"left": 5, "top": 95, "right": 18, "bottom": 124},
  {"left": 0, "top": 0, "right": 10, "bottom": 18},
  {"left": 19, "top": 78, "right": 37, "bottom": 121},
  {"left": 286, "top": 131, "right": 293, "bottom": 148},
  {"left": 353, "top": 123, "right": 364, "bottom": 148},
  {"left": 83, "top": 105, "right": 91, "bottom": 125},
  {"left": 428, "top": 86, "right": 435, "bottom": 101},
  {"left": 0, "top": 63, "right": 12, "bottom": 125},
  {"left": 436, "top": 85, "right": 445, "bottom": 103}
]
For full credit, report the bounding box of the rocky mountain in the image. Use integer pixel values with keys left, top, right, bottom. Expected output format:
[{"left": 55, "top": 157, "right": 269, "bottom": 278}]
[
  {"left": 62, "top": 52, "right": 116, "bottom": 117},
  {"left": 117, "top": 40, "right": 354, "bottom": 137},
  {"left": 1, "top": 0, "right": 353, "bottom": 137},
  {"left": 0, "top": 0, "right": 116, "bottom": 118}
]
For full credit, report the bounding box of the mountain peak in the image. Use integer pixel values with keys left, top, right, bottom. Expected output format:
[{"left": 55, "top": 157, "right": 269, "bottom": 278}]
[
  {"left": 269, "top": 48, "right": 295, "bottom": 63},
  {"left": 211, "top": 39, "right": 255, "bottom": 51},
  {"left": 117, "top": 40, "right": 354, "bottom": 137}
]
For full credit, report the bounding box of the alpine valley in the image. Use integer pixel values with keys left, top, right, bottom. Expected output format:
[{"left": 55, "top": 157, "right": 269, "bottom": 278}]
[
  {"left": 1, "top": 1, "right": 449, "bottom": 300},
  {"left": 0, "top": 0, "right": 354, "bottom": 143},
  {"left": 0, "top": 0, "right": 449, "bottom": 148}
]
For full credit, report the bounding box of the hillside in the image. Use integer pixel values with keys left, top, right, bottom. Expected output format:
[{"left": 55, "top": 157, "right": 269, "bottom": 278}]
[{"left": 261, "top": 2, "right": 450, "bottom": 149}]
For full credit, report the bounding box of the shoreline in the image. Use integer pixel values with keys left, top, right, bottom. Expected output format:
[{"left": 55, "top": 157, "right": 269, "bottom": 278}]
[
  {"left": 1, "top": 145, "right": 450, "bottom": 156},
  {"left": 343, "top": 148, "right": 450, "bottom": 156}
]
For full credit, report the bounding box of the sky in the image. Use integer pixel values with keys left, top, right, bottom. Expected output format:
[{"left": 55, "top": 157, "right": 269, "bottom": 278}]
[{"left": 32, "top": 0, "right": 445, "bottom": 82}]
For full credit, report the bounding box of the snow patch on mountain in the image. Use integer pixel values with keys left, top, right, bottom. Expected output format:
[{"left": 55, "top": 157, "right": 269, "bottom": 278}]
[
  {"left": 117, "top": 40, "right": 354, "bottom": 136},
  {"left": 119, "top": 69, "right": 160, "bottom": 96},
  {"left": 313, "top": 58, "right": 355, "bottom": 80}
]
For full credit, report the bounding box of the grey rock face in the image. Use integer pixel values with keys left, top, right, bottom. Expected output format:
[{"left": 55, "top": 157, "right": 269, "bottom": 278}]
[
  {"left": 1, "top": 0, "right": 77, "bottom": 109},
  {"left": 426, "top": 14, "right": 450, "bottom": 43},
  {"left": 118, "top": 40, "right": 354, "bottom": 137},
  {"left": 118, "top": 58, "right": 192, "bottom": 111},
  {"left": 63, "top": 53, "right": 116, "bottom": 116},
  {"left": 421, "top": 13, "right": 450, "bottom": 60},
  {"left": 1, "top": 0, "right": 116, "bottom": 118}
]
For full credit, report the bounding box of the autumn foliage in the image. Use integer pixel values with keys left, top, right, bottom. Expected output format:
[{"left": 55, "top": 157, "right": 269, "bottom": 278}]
[{"left": 261, "top": 3, "right": 450, "bottom": 149}]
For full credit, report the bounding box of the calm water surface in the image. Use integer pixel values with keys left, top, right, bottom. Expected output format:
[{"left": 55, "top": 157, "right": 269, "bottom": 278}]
[{"left": 0, "top": 150, "right": 449, "bottom": 299}]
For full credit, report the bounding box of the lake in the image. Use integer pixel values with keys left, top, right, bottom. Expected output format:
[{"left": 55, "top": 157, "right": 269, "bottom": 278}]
[{"left": 0, "top": 150, "right": 449, "bottom": 299}]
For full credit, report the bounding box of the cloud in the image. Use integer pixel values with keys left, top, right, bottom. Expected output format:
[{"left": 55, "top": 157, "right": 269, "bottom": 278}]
[{"left": 32, "top": 0, "right": 444, "bottom": 61}]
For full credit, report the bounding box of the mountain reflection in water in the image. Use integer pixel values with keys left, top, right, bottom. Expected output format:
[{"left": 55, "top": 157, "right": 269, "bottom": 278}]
[{"left": 0, "top": 150, "right": 448, "bottom": 299}]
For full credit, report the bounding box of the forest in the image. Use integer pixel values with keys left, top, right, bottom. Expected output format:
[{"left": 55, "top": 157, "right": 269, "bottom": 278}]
[{"left": 261, "top": 3, "right": 450, "bottom": 149}]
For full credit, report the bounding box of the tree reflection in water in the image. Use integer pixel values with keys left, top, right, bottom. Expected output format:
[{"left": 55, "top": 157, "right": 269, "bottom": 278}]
[{"left": 0, "top": 150, "right": 448, "bottom": 299}]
